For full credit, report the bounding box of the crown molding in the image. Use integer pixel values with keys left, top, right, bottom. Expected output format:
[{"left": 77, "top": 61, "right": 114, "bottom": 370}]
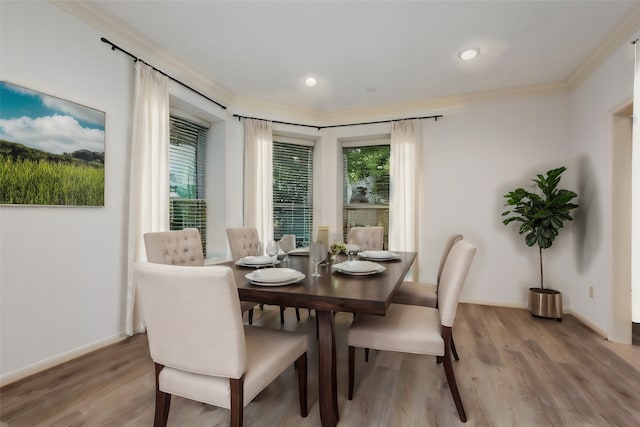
[
  {"left": 52, "top": 0, "right": 632, "bottom": 125},
  {"left": 51, "top": 0, "right": 233, "bottom": 105},
  {"left": 567, "top": 3, "right": 640, "bottom": 91}
]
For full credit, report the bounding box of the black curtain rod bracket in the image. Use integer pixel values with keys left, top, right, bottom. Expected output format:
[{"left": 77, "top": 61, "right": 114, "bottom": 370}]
[{"left": 101, "top": 37, "right": 227, "bottom": 110}]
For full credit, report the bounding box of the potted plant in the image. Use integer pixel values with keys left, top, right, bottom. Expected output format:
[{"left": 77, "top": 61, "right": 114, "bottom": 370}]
[{"left": 501, "top": 166, "right": 578, "bottom": 320}]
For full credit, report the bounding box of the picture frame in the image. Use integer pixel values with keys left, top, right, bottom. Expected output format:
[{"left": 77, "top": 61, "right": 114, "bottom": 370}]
[{"left": 0, "top": 81, "right": 105, "bottom": 207}]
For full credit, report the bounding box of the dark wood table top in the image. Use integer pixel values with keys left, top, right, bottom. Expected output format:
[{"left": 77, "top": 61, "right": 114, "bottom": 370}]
[{"left": 224, "top": 251, "right": 417, "bottom": 315}]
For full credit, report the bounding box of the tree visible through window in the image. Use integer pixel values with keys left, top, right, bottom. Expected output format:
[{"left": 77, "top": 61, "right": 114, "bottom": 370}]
[
  {"left": 342, "top": 144, "right": 390, "bottom": 248},
  {"left": 273, "top": 141, "right": 313, "bottom": 247},
  {"left": 169, "top": 116, "right": 207, "bottom": 253}
]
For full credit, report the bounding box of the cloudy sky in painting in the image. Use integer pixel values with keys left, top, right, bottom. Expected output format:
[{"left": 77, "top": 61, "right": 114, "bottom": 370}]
[{"left": 0, "top": 82, "right": 105, "bottom": 154}]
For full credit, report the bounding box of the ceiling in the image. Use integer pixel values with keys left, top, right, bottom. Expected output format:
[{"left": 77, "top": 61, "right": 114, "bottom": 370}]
[{"left": 84, "top": 1, "right": 640, "bottom": 118}]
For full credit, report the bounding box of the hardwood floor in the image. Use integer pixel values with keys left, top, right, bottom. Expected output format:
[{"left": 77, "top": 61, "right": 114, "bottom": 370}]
[{"left": 2, "top": 304, "right": 639, "bottom": 426}]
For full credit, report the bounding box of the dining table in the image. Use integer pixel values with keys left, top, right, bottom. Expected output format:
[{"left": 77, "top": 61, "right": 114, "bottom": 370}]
[{"left": 224, "top": 250, "right": 417, "bottom": 427}]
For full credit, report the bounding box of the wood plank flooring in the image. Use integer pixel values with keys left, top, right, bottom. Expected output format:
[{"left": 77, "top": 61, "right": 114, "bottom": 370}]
[{"left": 2, "top": 304, "right": 639, "bottom": 426}]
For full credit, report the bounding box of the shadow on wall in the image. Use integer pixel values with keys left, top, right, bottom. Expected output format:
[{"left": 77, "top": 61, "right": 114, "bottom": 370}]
[{"left": 574, "top": 154, "right": 601, "bottom": 273}]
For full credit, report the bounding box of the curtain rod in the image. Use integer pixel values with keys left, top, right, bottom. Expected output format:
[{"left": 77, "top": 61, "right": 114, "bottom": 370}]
[
  {"left": 232, "top": 114, "right": 443, "bottom": 130},
  {"left": 100, "top": 37, "right": 227, "bottom": 110}
]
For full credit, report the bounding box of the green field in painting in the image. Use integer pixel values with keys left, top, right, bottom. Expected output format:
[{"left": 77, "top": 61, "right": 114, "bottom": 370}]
[{"left": 0, "top": 141, "right": 104, "bottom": 206}]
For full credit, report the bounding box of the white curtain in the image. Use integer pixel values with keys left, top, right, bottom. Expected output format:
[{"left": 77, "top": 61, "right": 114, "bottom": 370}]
[
  {"left": 243, "top": 119, "right": 274, "bottom": 243},
  {"left": 125, "top": 61, "right": 170, "bottom": 335},
  {"left": 389, "top": 119, "right": 421, "bottom": 273}
]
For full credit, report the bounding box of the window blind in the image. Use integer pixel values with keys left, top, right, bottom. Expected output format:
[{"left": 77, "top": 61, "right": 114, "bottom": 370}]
[
  {"left": 169, "top": 116, "right": 208, "bottom": 252},
  {"left": 273, "top": 141, "right": 313, "bottom": 247}
]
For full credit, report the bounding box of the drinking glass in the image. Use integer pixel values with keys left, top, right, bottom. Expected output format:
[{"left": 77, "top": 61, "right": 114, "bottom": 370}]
[
  {"left": 310, "top": 242, "right": 326, "bottom": 277},
  {"left": 279, "top": 235, "right": 295, "bottom": 263},
  {"left": 266, "top": 240, "right": 279, "bottom": 267}
]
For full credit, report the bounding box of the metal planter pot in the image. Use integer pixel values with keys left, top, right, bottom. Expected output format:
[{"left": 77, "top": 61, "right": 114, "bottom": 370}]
[{"left": 528, "top": 287, "right": 562, "bottom": 321}]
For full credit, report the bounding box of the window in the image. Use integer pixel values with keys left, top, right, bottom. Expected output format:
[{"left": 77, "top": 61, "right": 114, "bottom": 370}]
[
  {"left": 273, "top": 139, "right": 314, "bottom": 247},
  {"left": 169, "top": 115, "right": 208, "bottom": 252},
  {"left": 342, "top": 142, "right": 390, "bottom": 248}
]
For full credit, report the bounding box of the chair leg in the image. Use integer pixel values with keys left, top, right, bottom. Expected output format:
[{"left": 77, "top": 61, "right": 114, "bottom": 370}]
[
  {"left": 442, "top": 327, "right": 466, "bottom": 422},
  {"left": 294, "top": 353, "right": 308, "bottom": 417},
  {"left": 364, "top": 348, "right": 370, "bottom": 362},
  {"left": 295, "top": 308, "right": 301, "bottom": 321},
  {"left": 451, "top": 334, "right": 460, "bottom": 361},
  {"left": 248, "top": 308, "right": 254, "bottom": 325},
  {"left": 154, "top": 363, "right": 171, "bottom": 427},
  {"left": 280, "top": 306, "right": 285, "bottom": 324},
  {"left": 230, "top": 375, "right": 245, "bottom": 427},
  {"left": 260, "top": 304, "right": 264, "bottom": 310},
  {"left": 348, "top": 346, "right": 356, "bottom": 400}
]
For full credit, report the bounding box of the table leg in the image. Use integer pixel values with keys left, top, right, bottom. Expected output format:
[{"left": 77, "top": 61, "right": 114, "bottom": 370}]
[{"left": 316, "top": 310, "right": 339, "bottom": 427}]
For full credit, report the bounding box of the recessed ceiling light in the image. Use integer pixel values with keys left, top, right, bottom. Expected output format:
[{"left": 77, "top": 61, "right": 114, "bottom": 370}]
[
  {"left": 458, "top": 48, "right": 480, "bottom": 61},
  {"left": 305, "top": 77, "right": 317, "bottom": 87}
]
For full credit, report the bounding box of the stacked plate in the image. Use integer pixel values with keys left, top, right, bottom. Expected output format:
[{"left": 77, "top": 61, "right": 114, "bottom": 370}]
[
  {"left": 333, "top": 260, "right": 385, "bottom": 276},
  {"left": 235, "top": 256, "right": 279, "bottom": 267},
  {"left": 245, "top": 268, "right": 305, "bottom": 286},
  {"left": 358, "top": 250, "right": 400, "bottom": 261},
  {"left": 288, "top": 247, "right": 310, "bottom": 256}
]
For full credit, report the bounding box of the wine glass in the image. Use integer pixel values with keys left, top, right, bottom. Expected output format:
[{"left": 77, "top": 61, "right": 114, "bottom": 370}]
[
  {"left": 279, "top": 234, "right": 295, "bottom": 263},
  {"left": 310, "top": 242, "right": 326, "bottom": 277},
  {"left": 265, "top": 240, "right": 278, "bottom": 267}
]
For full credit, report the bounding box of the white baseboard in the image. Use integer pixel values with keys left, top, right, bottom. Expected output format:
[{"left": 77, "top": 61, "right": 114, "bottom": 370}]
[
  {"left": 565, "top": 309, "right": 608, "bottom": 338},
  {"left": 460, "top": 298, "right": 608, "bottom": 339},
  {"left": 0, "top": 333, "right": 127, "bottom": 387}
]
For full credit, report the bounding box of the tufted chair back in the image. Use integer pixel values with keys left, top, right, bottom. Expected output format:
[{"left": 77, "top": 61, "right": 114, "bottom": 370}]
[
  {"left": 437, "top": 240, "right": 476, "bottom": 327},
  {"left": 347, "top": 226, "right": 384, "bottom": 250},
  {"left": 135, "top": 262, "right": 246, "bottom": 378},
  {"left": 226, "top": 227, "right": 262, "bottom": 260},
  {"left": 144, "top": 228, "right": 204, "bottom": 266}
]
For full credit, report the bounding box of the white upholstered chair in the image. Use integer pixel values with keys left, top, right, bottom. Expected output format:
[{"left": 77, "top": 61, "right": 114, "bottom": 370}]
[
  {"left": 226, "top": 227, "right": 300, "bottom": 324},
  {"left": 135, "top": 262, "right": 309, "bottom": 427},
  {"left": 347, "top": 226, "right": 384, "bottom": 250},
  {"left": 391, "top": 233, "right": 463, "bottom": 360},
  {"left": 144, "top": 228, "right": 257, "bottom": 324},
  {"left": 347, "top": 240, "right": 476, "bottom": 422}
]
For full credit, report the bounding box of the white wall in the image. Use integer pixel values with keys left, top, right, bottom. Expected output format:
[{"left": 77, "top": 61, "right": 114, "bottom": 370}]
[
  {"left": 0, "top": 1, "right": 133, "bottom": 382},
  {"left": 569, "top": 37, "right": 636, "bottom": 338}
]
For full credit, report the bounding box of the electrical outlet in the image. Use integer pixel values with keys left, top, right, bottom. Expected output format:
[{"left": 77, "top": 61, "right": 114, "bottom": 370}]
[{"left": 589, "top": 286, "right": 594, "bottom": 298}]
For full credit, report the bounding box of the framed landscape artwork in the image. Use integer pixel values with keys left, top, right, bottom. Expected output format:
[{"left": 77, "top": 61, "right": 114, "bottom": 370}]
[{"left": 0, "top": 81, "right": 105, "bottom": 206}]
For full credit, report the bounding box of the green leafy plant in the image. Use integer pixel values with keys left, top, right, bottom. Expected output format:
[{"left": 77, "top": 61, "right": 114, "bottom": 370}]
[{"left": 502, "top": 167, "right": 578, "bottom": 289}]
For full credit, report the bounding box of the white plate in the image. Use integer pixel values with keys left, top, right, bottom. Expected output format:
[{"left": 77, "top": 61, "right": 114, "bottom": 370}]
[
  {"left": 358, "top": 250, "right": 399, "bottom": 261},
  {"left": 332, "top": 261, "right": 385, "bottom": 275},
  {"left": 245, "top": 268, "right": 300, "bottom": 283},
  {"left": 245, "top": 270, "right": 305, "bottom": 286},
  {"left": 236, "top": 256, "right": 278, "bottom": 267},
  {"left": 288, "top": 247, "right": 309, "bottom": 256}
]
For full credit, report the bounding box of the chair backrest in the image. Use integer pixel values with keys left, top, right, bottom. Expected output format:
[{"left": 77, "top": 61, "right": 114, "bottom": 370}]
[
  {"left": 437, "top": 240, "right": 476, "bottom": 327},
  {"left": 134, "top": 262, "right": 247, "bottom": 379},
  {"left": 144, "top": 228, "right": 204, "bottom": 266},
  {"left": 226, "top": 227, "right": 261, "bottom": 260},
  {"left": 347, "top": 226, "right": 384, "bottom": 250},
  {"left": 436, "top": 234, "right": 464, "bottom": 285}
]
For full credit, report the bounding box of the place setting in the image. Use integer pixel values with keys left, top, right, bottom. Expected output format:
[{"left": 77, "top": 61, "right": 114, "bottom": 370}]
[
  {"left": 245, "top": 267, "right": 305, "bottom": 287},
  {"left": 332, "top": 260, "right": 386, "bottom": 276},
  {"left": 235, "top": 255, "right": 280, "bottom": 268},
  {"left": 357, "top": 250, "right": 400, "bottom": 261}
]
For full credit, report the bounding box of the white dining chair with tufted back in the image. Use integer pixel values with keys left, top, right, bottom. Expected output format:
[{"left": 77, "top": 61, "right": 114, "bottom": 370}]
[
  {"left": 226, "top": 227, "right": 300, "bottom": 324},
  {"left": 391, "top": 233, "right": 463, "bottom": 361},
  {"left": 347, "top": 240, "right": 476, "bottom": 422},
  {"left": 144, "top": 228, "right": 257, "bottom": 324},
  {"left": 347, "top": 226, "right": 384, "bottom": 250},
  {"left": 135, "top": 262, "right": 308, "bottom": 427}
]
